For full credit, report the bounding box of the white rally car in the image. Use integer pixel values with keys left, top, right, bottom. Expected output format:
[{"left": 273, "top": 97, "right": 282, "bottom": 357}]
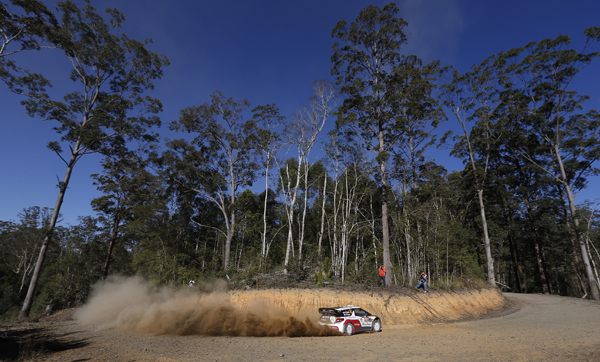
[{"left": 318, "top": 305, "right": 382, "bottom": 336}]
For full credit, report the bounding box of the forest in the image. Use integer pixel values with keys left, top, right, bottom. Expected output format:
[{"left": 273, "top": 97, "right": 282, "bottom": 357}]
[{"left": 1, "top": 0, "right": 600, "bottom": 321}]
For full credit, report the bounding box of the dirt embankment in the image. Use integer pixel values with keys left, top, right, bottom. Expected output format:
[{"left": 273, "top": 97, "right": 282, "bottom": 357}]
[
  {"left": 69, "top": 277, "right": 505, "bottom": 337},
  {"left": 229, "top": 287, "right": 506, "bottom": 325},
  {"left": 3, "top": 277, "right": 600, "bottom": 362}
]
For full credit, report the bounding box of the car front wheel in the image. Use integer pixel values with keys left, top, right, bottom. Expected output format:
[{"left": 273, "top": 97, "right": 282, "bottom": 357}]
[
  {"left": 344, "top": 323, "right": 354, "bottom": 336},
  {"left": 372, "top": 319, "right": 381, "bottom": 332}
]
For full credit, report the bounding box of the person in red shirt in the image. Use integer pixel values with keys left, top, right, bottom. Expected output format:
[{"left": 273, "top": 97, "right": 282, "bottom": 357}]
[{"left": 378, "top": 265, "right": 386, "bottom": 287}]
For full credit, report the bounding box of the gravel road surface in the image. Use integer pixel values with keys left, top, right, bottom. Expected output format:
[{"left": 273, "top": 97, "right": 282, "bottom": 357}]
[{"left": 3, "top": 292, "right": 599, "bottom": 362}]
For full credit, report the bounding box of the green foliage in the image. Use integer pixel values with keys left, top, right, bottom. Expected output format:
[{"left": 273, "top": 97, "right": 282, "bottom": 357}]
[
  {"left": 166, "top": 90, "right": 262, "bottom": 270},
  {"left": 331, "top": 2, "right": 410, "bottom": 151},
  {"left": 312, "top": 269, "right": 326, "bottom": 287},
  {"left": 0, "top": 208, "right": 52, "bottom": 316},
  {"left": 17, "top": 0, "right": 169, "bottom": 155},
  {"left": 347, "top": 252, "right": 378, "bottom": 287},
  {"left": 3, "top": 5, "right": 600, "bottom": 322},
  {"left": 437, "top": 276, "right": 488, "bottom": 291},
  {"left": 284, "top": 258, "right": 309, "bottom": 283},
  {"left": 0, "top": 0, "right": 58, "bottom": 91},
  {"left": 9, "top": 0, "right": 170, "bottom": 318},
  {"left": 0, "top": 266, "right": 20, "bottom": 320}
]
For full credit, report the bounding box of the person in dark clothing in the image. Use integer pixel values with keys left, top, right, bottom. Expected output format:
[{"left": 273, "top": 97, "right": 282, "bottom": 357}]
[{"left": 416, "top": 272, "right": 427, "bottom": 292}]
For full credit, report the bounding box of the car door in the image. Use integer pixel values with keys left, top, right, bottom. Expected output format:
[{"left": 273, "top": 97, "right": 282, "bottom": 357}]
[{"left": 354, "top": 309, "right": 372, "bottom": 328}]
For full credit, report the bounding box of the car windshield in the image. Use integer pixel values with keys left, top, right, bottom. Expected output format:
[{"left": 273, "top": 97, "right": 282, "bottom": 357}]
[{"left": 354, "top": 309, "right": 367, "bottom": 316}]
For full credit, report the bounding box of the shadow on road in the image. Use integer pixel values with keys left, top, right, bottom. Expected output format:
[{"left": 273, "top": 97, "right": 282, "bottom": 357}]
[{"left": 0, "top": 326, "right": 89, "bottom": 361}]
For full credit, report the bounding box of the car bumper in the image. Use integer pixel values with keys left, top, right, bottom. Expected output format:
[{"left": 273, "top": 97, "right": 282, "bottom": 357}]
[{"left": 319, "top": 322, "right": 342, "bottom": 331}]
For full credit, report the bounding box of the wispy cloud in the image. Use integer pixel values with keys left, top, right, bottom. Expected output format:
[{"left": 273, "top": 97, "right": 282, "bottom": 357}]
[{"left": 398, "top": 0, "right": 465, "bottom": 64}]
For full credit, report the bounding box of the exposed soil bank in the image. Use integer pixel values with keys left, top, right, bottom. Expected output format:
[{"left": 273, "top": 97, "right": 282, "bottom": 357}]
[
  {"left": 67, "top": 277, "right": 507, "bottom": 336},
  {"left": 229, "top": 287, "right": 507, "bottom": 325},
  {"left": 2, "top": 289, "right": 600, "bottom": 361}
]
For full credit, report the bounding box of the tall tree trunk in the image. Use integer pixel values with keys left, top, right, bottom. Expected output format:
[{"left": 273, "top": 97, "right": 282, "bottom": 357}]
[
  {"left": 331, "top": 175, "right": 340, "bottom": 278},
  {"left": 339, "top": 171, "right": 356, "bottom": 283},
  {"left": 102, "top": 214, "right": 121, "bottom": 280},
  {"left": 283, "top": 163, "right": 300, "bottom": 271},
  {"left": 477, "top": 189, "right": 495, "bottom": 286},
  {"left": 532, "top": 235, "right": 549, "bottom": 294},
  {"left": 417, "top": 221, "right": 424, "bottom": 272},
  {"left": 404, "top": 210, "right": 413, "bottom": 281},
  {"left": 457, "top": 104, "right": 495, "bottom": 288},
  {"left": 512, "top": 154, "right": 548, "bottom": 293},
  {"left": 224, "top": 212, "right": 235, "bottom": 270},
  {"left": 507, "top": 229, "right": 525, "bottom": 292},
  {"left": 317, "top": 176, "right": 327, "bottom": 257},
  {"left": 261, "top": 160, "right": 270, "bottom": 265},
  {"left": 20, "top": 142, "right": 80, "bottom": 320},
  {"left": 540, "top": 242, "right": 553, "bottom": 294},
  {"left": 521, "top": 193, "right": 550, "bottom": 294},
  {"left": 555, "top": 145, "right": 599, "bottom": 300},
  {"left": 409, "top": 134, "right": 425, "bottom": 271},
  {"left": 369, "top": 194, "right": 379, "bottom": 267},
  {"left": 379, "top": 152, "right": 391, "bottom": 286},
  {"left": 558, "top": 186, "right": 587, "bottom": 297},
  {"left": 299, "top": 161, "right": 309, "bottom": 261}
]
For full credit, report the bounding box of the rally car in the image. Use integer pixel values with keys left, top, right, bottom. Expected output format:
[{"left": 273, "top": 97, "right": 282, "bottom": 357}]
[{"left": 318, "top": 305, "right": 382, "bottom": 336}]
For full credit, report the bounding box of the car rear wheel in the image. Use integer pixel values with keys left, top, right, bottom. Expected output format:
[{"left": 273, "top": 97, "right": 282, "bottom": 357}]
[
  {"left": 372, "top": 319, "right": 381, "bottom": 332},
  {"left": 344, "top": 323, "right": 354, "bottom": 336}
]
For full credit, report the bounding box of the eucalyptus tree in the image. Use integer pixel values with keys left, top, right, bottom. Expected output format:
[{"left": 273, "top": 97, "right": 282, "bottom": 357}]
[
  {"left": 494, "top": 28, "right": 600, "bottom": 300},
  {"left": 439, "top": 59, "right": 505, "bottom": 287},
  {"left": 331, "top": 3, "right": 410, "bottom": 286},
  {"left": 0, "top": 207, "right": 50, "bottom": 299},
  {"left": 278, "top": 158, "right": 302, "bottom": 265},
  {"left": 388, "top": 56, "right": 445, "bottom": 275},
  {"left": 168, "top": 91, "right": 261, "bottom": 271},
  {"left": 252, "top": 104, "right": 285, "bottom": 265},
  {"left": 39, "top": 216, "right": 104, "bottom": 309},
  {"left": 324, "top": 131, "right": 373, "bottom": 281},
  {"left": 410, "top": 163, "right": 456, "bottom": 285},
  {"left": 298, "top": 160, "right": 328, "bottom": 263},
  {"left": 91, "top": 152, "right": 158, "bottom": 279},
  {"left": 279, "top": 79, "right": 337, "bottom": 269},
  {"left": 14, "top": 1, "right": 168, "bottom": 319},
  {"left": 316, "top": 166, "right": 329, "bottom": 258},
  {"left": 310, "top": 160, "right": 331, "bottom": 258},
  {"left": 0, "top": 0, "right": 58, "bottom": 87},
  {"left": 231, "top": 189, "right": 261, "bottom": 270},
  {"left": 127, "top": 182, "right": 210, "bottom": 283},
  {"left": 485, "top": 94, "right": 558, "bottom": 294}
]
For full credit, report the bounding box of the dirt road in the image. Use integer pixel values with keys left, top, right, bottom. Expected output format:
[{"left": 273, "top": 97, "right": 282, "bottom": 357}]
[{"left": 3, "top": 292, "right": 600, "bottom": 361}]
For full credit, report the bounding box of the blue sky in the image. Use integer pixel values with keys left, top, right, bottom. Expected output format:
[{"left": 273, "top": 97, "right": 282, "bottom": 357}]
[{"left": 2, "top": 0, "right": 600, "bottom": 225}]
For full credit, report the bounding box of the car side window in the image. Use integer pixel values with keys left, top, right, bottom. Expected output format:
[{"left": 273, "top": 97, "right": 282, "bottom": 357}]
[{"left": 354, "top": 309, "right": 365, "bottom": 317}]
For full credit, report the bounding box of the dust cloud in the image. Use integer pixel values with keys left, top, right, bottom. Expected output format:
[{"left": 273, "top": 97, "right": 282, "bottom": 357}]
[{"left": 73, "top": 276, "right": 340, "bottom": 337}]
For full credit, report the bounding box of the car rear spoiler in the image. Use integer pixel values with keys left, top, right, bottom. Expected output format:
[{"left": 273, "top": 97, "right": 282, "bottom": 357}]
[
  {"left": 320, "top": 306, "right": 349, "bottom": 312},
  {"left": 318, "top": 307, "right": 336, "bottom": 313}
]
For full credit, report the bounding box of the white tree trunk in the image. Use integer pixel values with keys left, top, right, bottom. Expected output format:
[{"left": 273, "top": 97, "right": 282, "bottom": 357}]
[
  {"left": 299, "top": 161, "right": 309, "bottom": 260},
  {"left": 20, "top": 141, "right": 81, "bottom": 320},
  {"left": 556, "top": 146, "right": 599, "bottom": 300},
  {"left": 317, "top": 176, "right": 327, "bottom": 256}
]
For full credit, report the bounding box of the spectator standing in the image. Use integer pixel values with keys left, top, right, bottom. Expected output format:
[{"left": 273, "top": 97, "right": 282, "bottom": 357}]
[{"left": 378, "top": 265, "right": 386, "bottom": 287}]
